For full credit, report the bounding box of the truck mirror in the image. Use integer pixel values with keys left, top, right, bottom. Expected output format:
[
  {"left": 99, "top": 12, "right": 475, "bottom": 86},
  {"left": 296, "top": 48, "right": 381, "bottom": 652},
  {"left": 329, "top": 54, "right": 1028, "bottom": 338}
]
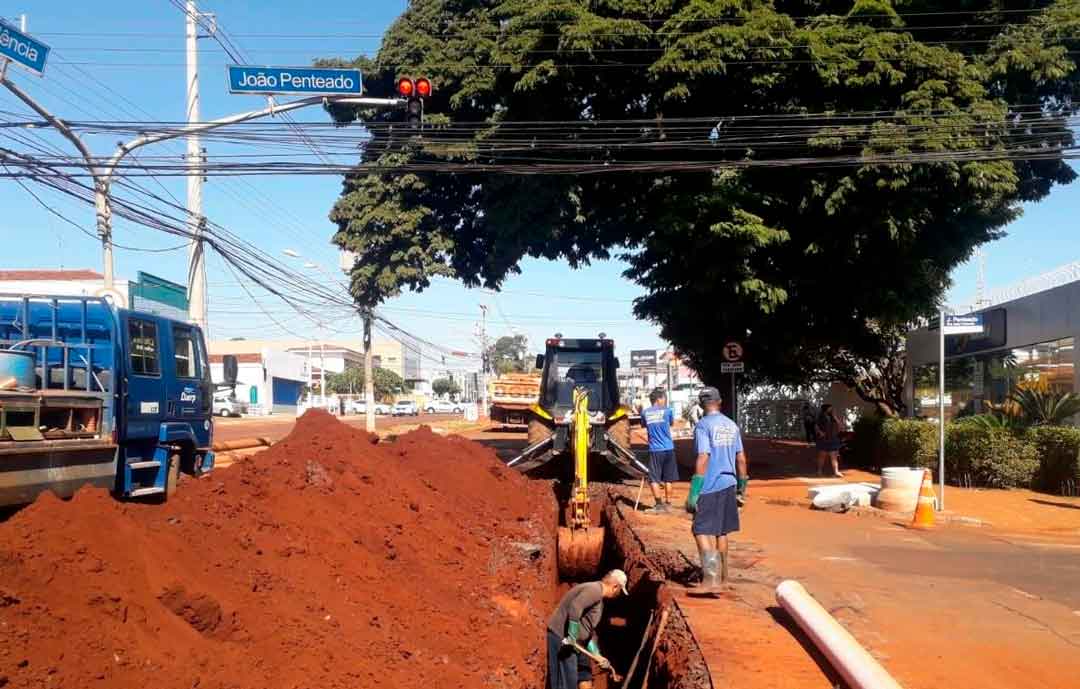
[
  {"left": 223, "top": 355, "right": 239, "bottom": 386},
  {"left": 535, "top": 354, "right": 544, "bottom": 370},
  {"left": 614, "top": 358, "right": 621, "bottom": 369}
]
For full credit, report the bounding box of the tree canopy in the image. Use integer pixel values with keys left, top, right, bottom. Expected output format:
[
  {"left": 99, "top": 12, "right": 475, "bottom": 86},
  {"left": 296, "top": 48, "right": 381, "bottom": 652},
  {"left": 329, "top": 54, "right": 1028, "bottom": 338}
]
[
  {"left": 328, "top": 1, "right": 1080, "bottom": 414},
  {"left": 324, "top": 366, "right": 408, "bottom": 400},
  {"left": 486, "top": 334, "right": 530, "bottom": 375},
  {"left": 432, "top": 376, "right": 463, "bottom": 397}
]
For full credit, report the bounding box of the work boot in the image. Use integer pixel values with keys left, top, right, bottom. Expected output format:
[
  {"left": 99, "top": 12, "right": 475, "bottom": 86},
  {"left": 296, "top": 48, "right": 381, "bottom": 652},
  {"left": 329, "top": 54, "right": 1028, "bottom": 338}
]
[
  {"left": 700, "top": 551, "right": 721, "bottom": 590},
  {"left": 645, "top": 502, "right": 668, "bottom": 514}
]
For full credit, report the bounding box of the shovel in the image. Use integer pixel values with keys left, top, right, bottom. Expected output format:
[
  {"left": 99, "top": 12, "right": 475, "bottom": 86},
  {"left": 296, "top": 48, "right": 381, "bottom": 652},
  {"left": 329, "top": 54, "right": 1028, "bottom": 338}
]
[{"left": 563, "top": 639, "right": 622, "bottom": 683}]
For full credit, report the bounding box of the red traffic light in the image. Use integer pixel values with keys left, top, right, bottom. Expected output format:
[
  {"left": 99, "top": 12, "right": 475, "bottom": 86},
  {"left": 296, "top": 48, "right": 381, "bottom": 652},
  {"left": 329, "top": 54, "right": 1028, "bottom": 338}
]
[
  {"left": 415, "top": 77, "right": 432, "bottom": 97},
  {"left": 396, "top": 77, "right": 414, "bottom": 97}
]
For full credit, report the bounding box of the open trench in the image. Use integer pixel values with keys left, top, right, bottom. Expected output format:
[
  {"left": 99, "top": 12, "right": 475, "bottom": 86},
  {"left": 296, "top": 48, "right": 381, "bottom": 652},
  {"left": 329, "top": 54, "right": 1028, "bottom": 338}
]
[{"left": 550, "top": 486, "right": 712, "bottom": 689}]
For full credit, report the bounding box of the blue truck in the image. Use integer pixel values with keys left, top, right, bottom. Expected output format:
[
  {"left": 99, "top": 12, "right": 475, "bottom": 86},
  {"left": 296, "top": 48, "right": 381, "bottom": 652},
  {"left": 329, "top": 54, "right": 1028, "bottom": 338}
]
[{"left": 0, "top": 294, "right": 234, "bottom": 507}]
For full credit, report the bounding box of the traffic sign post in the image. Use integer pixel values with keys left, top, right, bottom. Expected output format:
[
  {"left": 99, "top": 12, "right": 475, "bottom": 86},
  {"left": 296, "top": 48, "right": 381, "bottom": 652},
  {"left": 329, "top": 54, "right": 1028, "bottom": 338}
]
[
  {"left": 932, "top": 311, "right": 987, "bottom": 510},
  {"left": 0, "top": 19, "right": 50, "bottom": 76},
  {"left": 722, "top": 341, "right": 745, "bottom": 424},
  {"left": 227, "top": 65, "right": 363, "bottom": 96}
]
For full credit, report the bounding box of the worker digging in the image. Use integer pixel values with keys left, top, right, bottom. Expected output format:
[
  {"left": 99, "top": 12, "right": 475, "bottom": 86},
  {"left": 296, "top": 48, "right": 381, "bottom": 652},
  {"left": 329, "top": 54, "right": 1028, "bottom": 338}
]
[
  {"left": 546, "top": 569, "right": 629, "bottom": 689},
  {"left": 686, "top": 387, "right": 749, "bottom": 593},
  {"left": 643, "top": 387, "right": 678, "bottom": 513}
]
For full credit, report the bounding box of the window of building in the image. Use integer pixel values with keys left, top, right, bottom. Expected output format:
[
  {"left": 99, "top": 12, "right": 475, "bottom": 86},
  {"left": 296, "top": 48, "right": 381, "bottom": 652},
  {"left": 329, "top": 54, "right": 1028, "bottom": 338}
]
[
  {"left": 915, "top": 337, "right": 1075, "bottom": 420},
  {"left": 173, "top": 326, "right": 198, "bottom": 379},
  {"left": 128, "top": 319, "right": 160, "bottom": 376}
]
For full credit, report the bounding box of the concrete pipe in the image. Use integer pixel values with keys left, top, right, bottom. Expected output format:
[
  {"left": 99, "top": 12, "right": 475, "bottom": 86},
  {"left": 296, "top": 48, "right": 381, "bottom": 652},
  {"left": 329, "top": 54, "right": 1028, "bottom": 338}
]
[
  {"left": 212, "top": 437, "right": 273, "bottom": 452},
  {"left": 775, "top": 580, "right": 904, "bottom": 689}
]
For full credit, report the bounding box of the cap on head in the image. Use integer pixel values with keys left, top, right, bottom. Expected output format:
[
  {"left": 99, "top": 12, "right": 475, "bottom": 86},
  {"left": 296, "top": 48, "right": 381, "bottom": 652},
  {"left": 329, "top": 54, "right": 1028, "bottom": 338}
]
[
  {"left": 649, "top": 388, "right": 665, "bottom": 404},
  {"left": 605, "top": 569, "right": 629, "bottom": 595},
  {"left": 698, "top": 386, "right": 722, "bottom": 405}
]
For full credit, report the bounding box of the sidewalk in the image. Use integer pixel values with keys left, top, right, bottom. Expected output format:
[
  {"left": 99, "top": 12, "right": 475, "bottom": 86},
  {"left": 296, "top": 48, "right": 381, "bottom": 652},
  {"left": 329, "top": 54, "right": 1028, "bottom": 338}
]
[{"left": 744, "top": 437, "right": 1080, "bottom": 537}]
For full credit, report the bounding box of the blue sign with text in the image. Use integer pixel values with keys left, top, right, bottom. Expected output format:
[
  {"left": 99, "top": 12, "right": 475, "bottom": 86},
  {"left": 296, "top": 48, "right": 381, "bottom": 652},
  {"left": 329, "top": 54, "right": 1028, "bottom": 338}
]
[
  {"left": 0, "top": 20, "right": 50, "bottom": 75},
  {"left": 227, "top": 65, "right": 363, "bottom": 96}
]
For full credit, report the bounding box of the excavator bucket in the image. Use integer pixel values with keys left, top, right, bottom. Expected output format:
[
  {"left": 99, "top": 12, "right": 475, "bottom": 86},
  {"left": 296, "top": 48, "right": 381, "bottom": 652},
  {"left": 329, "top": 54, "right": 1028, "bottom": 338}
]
[{"left": 557, "top": 525, "right": 605, "bottom": 579}]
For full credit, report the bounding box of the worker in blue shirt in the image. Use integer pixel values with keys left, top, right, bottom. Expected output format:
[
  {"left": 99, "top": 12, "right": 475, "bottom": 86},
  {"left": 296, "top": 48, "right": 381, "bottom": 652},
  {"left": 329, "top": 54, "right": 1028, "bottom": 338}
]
[
  {"left": 685, "top": 387, "right": 749, "bottom": 591},
  {"left": 642, "top": 388, "right": 677, "bottom": 512}
]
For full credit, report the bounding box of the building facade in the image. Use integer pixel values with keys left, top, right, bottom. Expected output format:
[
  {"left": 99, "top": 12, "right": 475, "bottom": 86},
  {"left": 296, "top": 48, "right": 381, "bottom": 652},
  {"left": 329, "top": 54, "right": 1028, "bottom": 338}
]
[
  {"left": 208, "top": 348, "right": 308, "bottom": 415},
  {"left": 906, "top": 274, "right": 1080, "bottom": 422},
  {"left": 0, "top": 269, "right": 188, "bottom": 320}
]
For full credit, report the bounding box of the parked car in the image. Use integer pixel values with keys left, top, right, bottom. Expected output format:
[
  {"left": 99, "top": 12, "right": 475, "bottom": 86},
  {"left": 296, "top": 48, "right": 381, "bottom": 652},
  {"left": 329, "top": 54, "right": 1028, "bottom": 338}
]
[
  {"left": 348, "top": 400, "right": 392, "bottom": 415},
  {"left": 425, "top": 399, "right": 464, "bottom": 414},
  {"left": 392, "top": 400, "right": 420, "bottom": 416},
  {"left": 213, "top": 394, "right": 248, "bottom": 418}
]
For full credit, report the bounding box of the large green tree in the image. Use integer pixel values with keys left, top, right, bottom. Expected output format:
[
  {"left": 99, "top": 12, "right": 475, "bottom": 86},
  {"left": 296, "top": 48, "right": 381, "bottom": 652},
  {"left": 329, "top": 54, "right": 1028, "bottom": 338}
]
[
  {"left": 486, "top": 334, "right": 530, "bottom": 375},
  {"left": 328, "top": 0, "right": 1080, "bottom": 415},
  {"left": 324, "top": 366, "right": 408, "bottom": 400}
]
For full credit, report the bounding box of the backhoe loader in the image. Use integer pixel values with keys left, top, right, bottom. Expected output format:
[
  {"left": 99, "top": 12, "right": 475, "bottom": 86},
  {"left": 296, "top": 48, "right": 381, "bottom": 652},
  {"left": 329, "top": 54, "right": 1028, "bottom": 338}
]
[{"left": 507, "top": 335, "right": 647, "bottom": 577}]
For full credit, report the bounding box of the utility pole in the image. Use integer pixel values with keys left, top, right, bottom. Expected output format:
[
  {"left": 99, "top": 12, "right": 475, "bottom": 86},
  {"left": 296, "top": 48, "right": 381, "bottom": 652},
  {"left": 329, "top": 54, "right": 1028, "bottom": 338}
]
[
  {"left": 363, "top": 310, "right": 375, "bottom": 433},
  {"left": 479, "top": 304, "right": 488, "bottom": 417},
  {"left": 185, "top": 0, "right": 208, "bottom": 331}
]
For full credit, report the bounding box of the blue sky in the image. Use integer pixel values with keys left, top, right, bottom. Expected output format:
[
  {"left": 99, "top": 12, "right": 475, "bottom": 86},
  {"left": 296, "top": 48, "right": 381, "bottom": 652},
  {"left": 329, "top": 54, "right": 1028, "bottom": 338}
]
[{"left": 0, "top": 1, "right": 1076, "bottom": 370}]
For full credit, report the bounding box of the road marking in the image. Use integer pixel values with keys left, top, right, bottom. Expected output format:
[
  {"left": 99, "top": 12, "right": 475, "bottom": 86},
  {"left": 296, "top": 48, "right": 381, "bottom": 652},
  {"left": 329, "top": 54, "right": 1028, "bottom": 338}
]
[
  {"left": 1010, "top": 587, "right": 1039, "bottom": 600},
  {"left": 820, "top": 556, "right": 859, "bottom": 562}
]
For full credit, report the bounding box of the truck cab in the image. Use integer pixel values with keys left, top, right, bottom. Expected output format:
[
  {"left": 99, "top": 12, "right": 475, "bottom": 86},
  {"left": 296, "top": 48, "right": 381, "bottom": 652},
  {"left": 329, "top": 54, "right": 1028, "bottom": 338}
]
[{"left": 0, "top": 295, "right": 222, "bottom": 506}]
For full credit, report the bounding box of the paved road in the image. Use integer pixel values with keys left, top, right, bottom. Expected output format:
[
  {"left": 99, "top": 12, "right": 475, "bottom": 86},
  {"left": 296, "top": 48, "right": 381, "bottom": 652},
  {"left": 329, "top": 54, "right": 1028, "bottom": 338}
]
[{"left": 214, "top": 412, "right": 462, "bottom": 443}]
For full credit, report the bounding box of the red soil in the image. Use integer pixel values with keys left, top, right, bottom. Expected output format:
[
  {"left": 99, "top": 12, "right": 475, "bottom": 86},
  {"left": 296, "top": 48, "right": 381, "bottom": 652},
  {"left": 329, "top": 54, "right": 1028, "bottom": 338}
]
[{"left": 0, "top": 411, "right": 557, "bottom": 689}]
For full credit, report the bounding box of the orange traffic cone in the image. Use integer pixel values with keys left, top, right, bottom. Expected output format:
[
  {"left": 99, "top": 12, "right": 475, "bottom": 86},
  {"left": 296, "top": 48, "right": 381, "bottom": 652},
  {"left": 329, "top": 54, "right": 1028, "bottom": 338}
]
[{"left": 910, "top": 469, "right": 936, "bottom": 529}]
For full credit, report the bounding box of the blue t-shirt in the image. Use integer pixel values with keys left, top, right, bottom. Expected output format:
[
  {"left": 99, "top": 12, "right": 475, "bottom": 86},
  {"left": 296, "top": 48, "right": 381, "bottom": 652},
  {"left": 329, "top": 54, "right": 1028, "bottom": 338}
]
[
  {"left": 694, "top": 412, "right": 744, "bottom": 495},
  {"left": 643, "top": 405, "right": 675, "bottom": 451}
]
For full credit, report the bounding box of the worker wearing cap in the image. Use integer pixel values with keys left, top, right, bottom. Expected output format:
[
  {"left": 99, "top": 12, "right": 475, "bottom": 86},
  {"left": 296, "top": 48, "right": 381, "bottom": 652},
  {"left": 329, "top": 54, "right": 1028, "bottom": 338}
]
[
  {"left": 546, "top": 570, "right": 628, "bottom": 689},
  {"left": 643, "top": 388, "right": 677, "bottom": 512},
  {"left": 685, "top": 387, "right": 748, "bottom": 590}
]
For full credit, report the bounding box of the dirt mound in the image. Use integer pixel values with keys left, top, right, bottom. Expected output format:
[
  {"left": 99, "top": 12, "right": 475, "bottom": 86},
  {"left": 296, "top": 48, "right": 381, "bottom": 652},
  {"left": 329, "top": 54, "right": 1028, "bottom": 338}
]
[{"left": 0, "top": 411, "right": 556, "bottom": 689}]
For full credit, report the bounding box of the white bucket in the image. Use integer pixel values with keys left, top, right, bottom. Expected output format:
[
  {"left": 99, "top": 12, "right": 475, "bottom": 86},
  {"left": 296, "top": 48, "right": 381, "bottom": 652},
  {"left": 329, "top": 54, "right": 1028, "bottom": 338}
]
[{"left": 875, "top": 467, "right": 925, "bottom": 512}]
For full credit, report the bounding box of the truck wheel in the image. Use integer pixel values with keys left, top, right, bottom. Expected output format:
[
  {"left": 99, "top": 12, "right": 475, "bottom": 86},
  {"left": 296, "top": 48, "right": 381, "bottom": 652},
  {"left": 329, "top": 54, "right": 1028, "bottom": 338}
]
[
  {"left": 527, "top": 416, "right": 552, "bottom": 447},
  {"left": 608, "top": 416, "right": 631, "bottom": 450}
]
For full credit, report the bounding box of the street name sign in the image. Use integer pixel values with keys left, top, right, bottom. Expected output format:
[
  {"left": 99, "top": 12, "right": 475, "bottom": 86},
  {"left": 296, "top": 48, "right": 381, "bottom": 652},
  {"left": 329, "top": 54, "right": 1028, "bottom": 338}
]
[
  {"left": 720, "top": 362, "right": 745, "bottom": 373},
  {"left": 0, "top": 20, "right": 50, "bottom": 75},
  {"left": 943, "top": 314, "right": 984, "bottom": 336},
  {"left": 227, "top": 65, "right": 362, "bottom": 96}
]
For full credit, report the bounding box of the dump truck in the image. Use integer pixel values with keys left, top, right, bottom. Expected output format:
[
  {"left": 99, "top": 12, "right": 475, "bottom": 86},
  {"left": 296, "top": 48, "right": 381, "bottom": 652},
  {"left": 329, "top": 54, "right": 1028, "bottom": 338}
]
[
  {"left": 0, "top": 294, "right": 233, "bottom": 507},
  {"left": 508, "top": 335, "right": 647, "bottom": 577},
  {"left": 488, "top": 371, "right": 541, "bottom": 426}
]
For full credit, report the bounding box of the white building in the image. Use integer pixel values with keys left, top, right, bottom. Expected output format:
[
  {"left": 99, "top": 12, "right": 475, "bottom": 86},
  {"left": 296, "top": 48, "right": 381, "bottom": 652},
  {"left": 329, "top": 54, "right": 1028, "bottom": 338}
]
[{"left": 208, "top": 347, "right": 307, "bottom": 415}]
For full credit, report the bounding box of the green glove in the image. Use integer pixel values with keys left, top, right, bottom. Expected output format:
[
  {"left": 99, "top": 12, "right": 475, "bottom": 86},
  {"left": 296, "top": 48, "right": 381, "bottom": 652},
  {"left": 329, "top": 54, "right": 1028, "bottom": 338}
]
[
  {"left": 563, "top": 620, "right": 581, "bottom": 646},
  {"left": 686, "top": 475, "right": 704, "bottom": 513},
  {"left": 737, "top": 477, "right": 748, "bottom": 496},
  {"left": 587, "top": 639, "right": 600, "bottom": 655}
]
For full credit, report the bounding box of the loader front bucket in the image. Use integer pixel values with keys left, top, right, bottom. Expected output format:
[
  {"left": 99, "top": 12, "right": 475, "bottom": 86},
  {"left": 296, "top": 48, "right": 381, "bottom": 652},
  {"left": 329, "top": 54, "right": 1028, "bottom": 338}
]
[{"left": 556, "top": 525, "right": 605, "bottom": 579}]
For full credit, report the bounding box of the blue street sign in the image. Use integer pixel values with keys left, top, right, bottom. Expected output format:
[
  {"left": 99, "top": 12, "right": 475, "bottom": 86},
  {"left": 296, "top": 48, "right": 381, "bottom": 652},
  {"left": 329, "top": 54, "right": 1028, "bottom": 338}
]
[
  {"left": 227, "top": 65, "right": 362, "bottom": 96},
  {"left": 0, "top": 20, "right": 50, "bottom": 75},
  {"left": 943, "top": 313, "right": 984, "bottom": 336}
]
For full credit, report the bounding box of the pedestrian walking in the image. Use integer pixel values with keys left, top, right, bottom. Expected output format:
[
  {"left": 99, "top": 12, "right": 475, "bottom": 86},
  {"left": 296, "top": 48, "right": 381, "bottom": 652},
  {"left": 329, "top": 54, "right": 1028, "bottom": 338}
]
[
  {"left": 643, "top": 388, "right": 677, "bottom": 512},
  {"left": 815, "top": 403, "right": 845, "bottom": 478},
  {"left": 801, "top": 403, "right": 817, "bottom": 444},
  {"left": 685, "top": 387, "right": 748, "bottom": 592},
  {"left": 546, "top": 570, "right": 628, "bottom": 689}
]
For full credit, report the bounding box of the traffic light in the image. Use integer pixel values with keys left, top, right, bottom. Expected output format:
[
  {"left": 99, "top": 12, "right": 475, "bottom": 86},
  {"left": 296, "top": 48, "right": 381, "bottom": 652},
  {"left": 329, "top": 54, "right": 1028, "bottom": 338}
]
[{"left": 396, "top": 76, "right": 432, "bottom": 130}]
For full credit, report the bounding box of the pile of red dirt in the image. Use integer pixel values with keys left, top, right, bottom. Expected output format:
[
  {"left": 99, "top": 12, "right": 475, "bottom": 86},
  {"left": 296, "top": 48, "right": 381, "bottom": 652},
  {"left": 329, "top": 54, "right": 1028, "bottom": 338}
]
[{"left": 0, "top": 411, "right": 557, "bottom": 689}]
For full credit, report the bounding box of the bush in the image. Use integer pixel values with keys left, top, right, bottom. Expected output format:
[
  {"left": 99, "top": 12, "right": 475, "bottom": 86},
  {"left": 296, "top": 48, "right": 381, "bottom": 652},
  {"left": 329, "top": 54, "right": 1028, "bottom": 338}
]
[
  {"left": 846, "top": 415, "right": 886, "bottom": 469},
  {"left": 1027, "top": 426, "right": 1080, "bottom": 492},
  {"left": 945, "top": 424, "right": 1039, "bottom": 488},
  {"left": 880, "top": 418, "right": 938, "bottom": 469}
]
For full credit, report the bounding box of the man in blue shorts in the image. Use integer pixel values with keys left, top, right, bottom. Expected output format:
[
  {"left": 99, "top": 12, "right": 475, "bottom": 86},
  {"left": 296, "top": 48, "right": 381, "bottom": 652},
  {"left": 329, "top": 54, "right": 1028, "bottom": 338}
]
[
  {"left": 685, "top": 387, "right": 748, "bottom": 591},
  {"left": 642, "top": 388, "right": 677, "bottom": 512}
]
